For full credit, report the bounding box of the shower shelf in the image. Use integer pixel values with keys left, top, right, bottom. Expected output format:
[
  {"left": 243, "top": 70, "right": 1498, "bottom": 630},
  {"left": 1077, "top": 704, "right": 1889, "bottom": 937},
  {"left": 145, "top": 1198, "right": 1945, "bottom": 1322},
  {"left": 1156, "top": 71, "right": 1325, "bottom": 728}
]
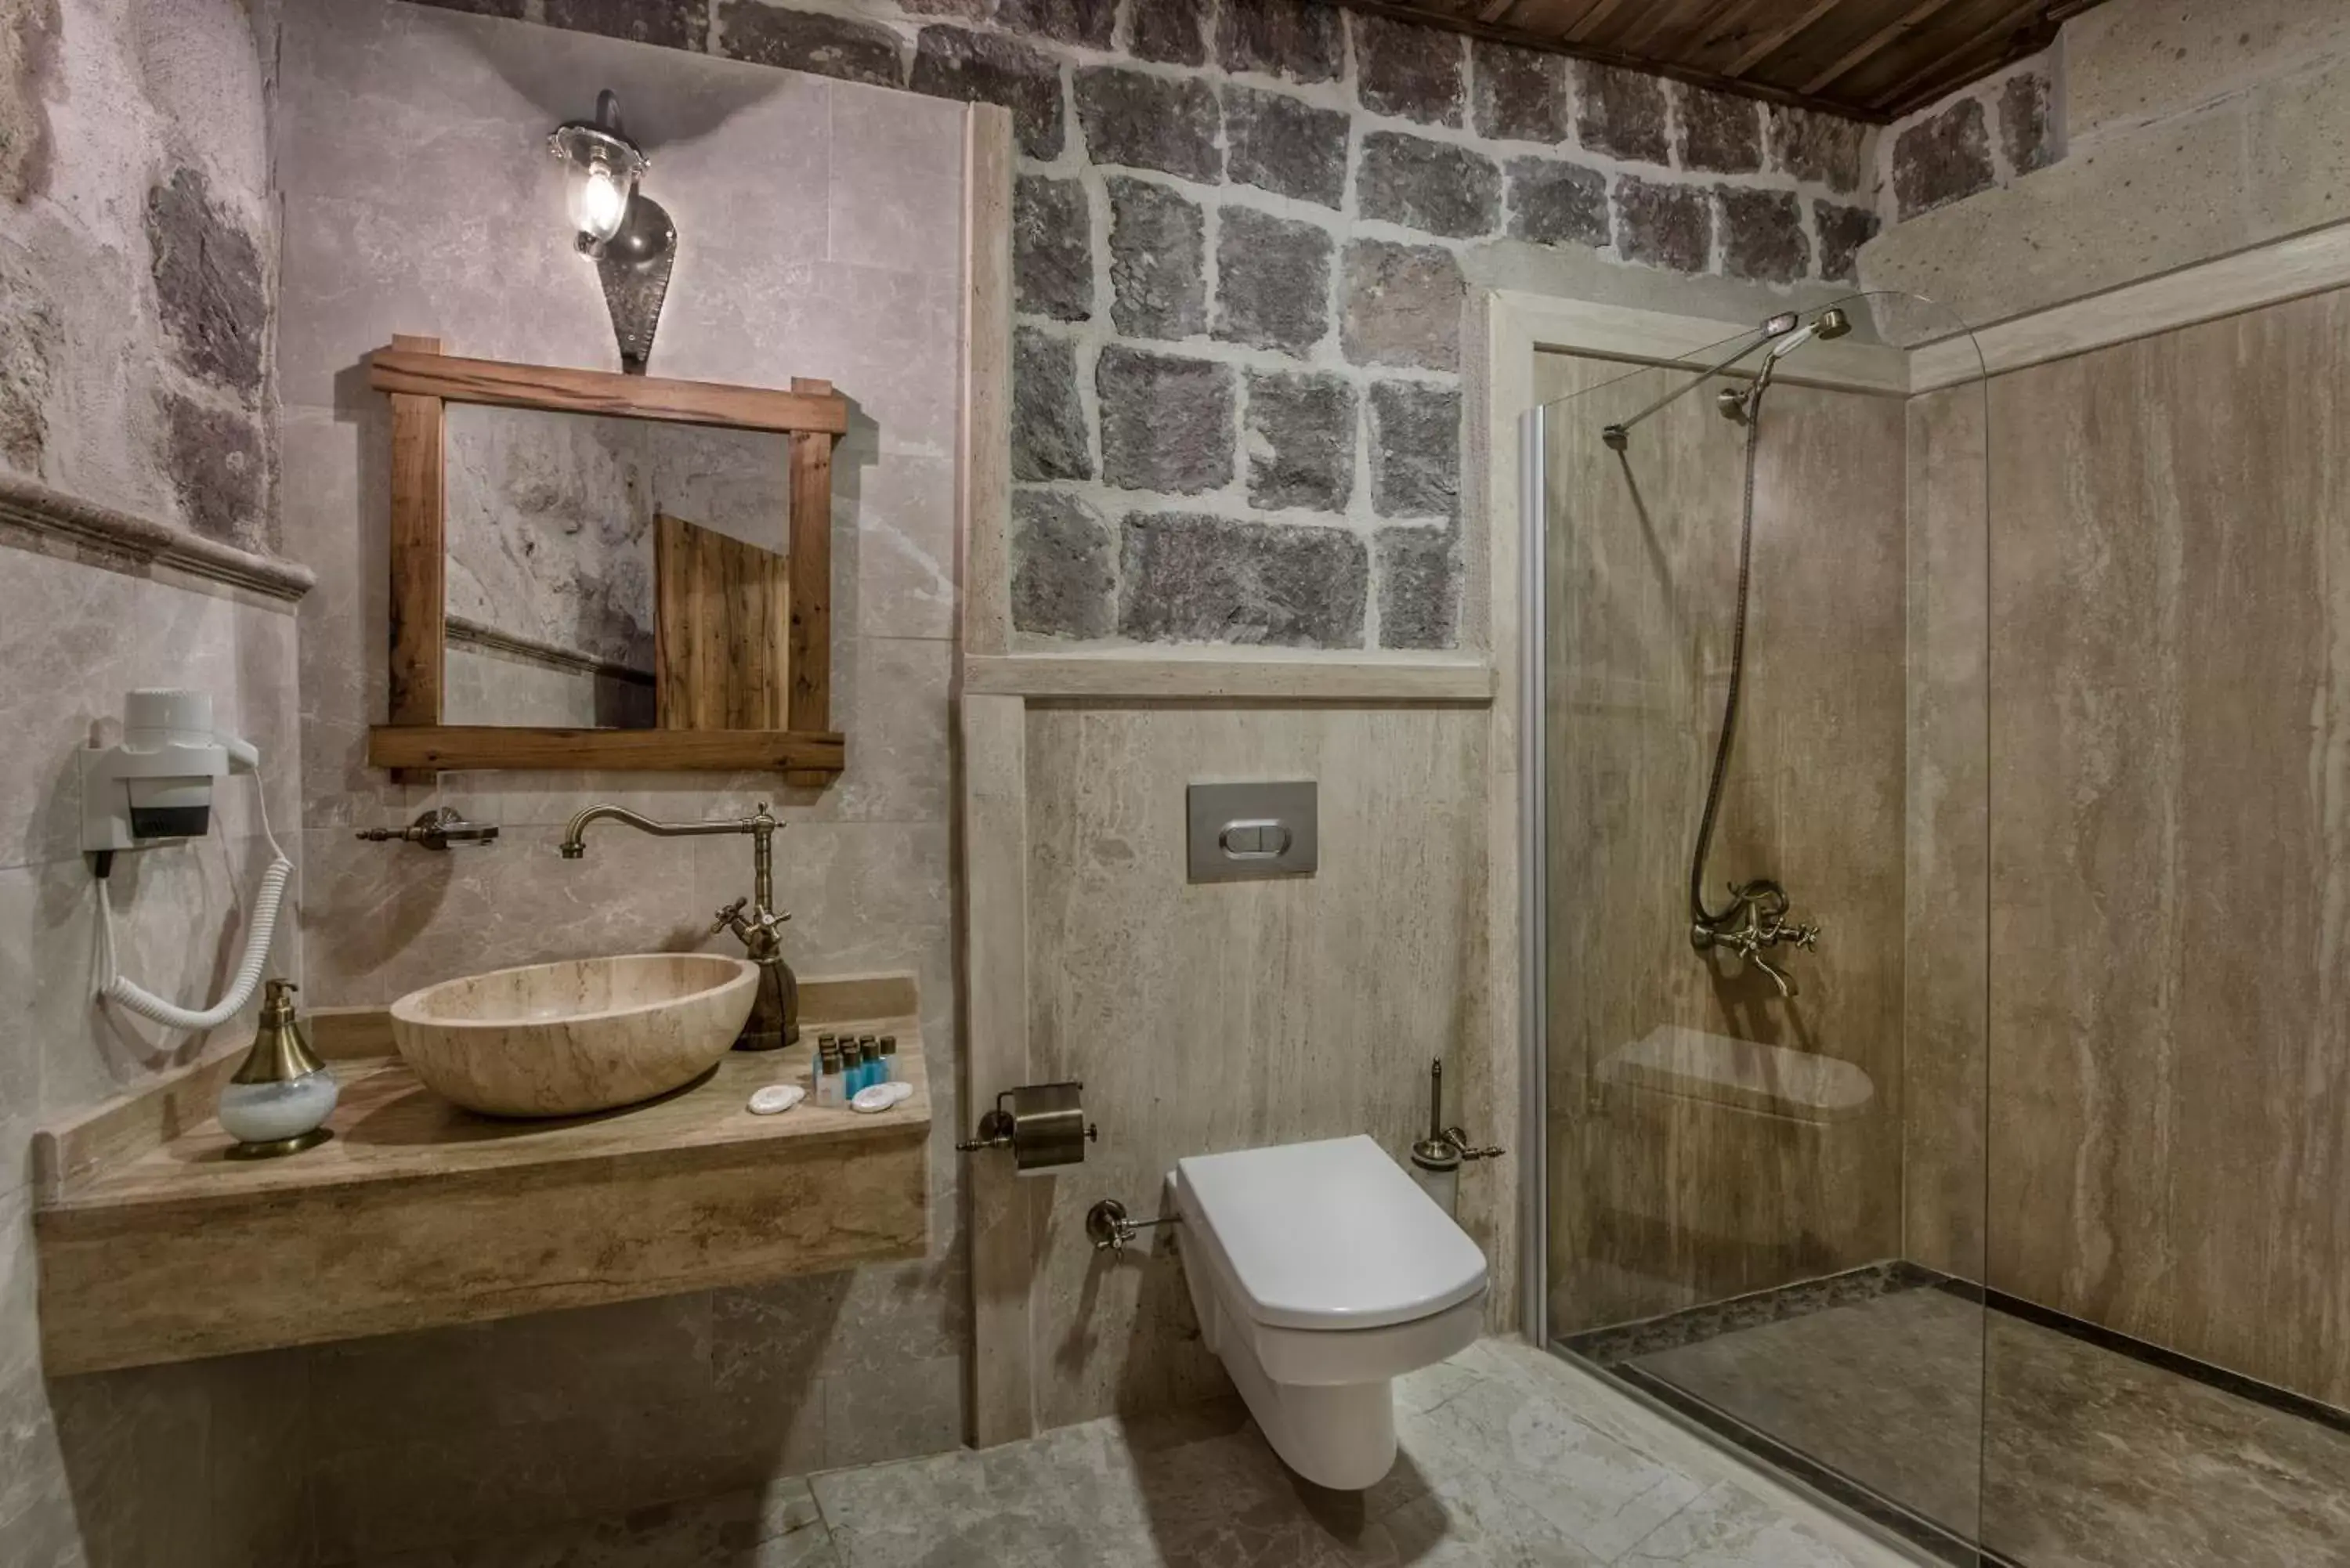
[{"left": 29, "top": 972, "right": 931, "bottom": 1375}]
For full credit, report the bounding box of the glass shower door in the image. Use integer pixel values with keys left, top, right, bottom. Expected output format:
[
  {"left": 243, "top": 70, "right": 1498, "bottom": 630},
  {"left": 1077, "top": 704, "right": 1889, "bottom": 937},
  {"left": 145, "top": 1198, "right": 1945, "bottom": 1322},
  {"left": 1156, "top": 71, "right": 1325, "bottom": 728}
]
[{"left": 1531, "top": 297, "right": 1993, "bottom": 1565}]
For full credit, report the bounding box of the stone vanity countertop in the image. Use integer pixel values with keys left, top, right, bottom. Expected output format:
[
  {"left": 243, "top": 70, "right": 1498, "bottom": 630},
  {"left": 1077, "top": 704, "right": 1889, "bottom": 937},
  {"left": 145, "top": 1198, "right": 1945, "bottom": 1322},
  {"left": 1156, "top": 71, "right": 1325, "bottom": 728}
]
[
  {"left": 39, "top": 1021, "right": 929, "bottom": 1223},
  {"left": 31, "top": 973, "right": 934, "bottom": 1375}
]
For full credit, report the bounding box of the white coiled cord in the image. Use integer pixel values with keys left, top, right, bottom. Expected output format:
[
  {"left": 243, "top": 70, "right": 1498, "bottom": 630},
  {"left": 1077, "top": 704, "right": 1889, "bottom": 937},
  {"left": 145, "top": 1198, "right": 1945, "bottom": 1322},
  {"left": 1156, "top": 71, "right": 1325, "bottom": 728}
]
[{"left": 96, "top": 775, "right": 292, "bottom": 1031}]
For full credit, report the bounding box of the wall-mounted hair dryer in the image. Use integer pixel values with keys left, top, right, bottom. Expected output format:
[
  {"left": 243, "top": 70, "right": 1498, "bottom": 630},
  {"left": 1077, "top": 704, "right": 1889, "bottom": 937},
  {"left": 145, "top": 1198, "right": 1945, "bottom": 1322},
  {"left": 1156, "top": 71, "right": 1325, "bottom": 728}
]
[
  {"left": 81, "top": 690, "right": 259, "bottom": 862},
  {"left": 81, "top": 690, "right": 293, "bottom": 1032}
]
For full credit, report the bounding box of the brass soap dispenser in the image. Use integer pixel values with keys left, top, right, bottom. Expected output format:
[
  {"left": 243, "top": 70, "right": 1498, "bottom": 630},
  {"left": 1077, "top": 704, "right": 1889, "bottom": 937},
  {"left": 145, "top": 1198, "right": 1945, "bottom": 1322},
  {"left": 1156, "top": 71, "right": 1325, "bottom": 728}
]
[{"left": 219, "top": 979, "right": 338, "bottom": 1158}]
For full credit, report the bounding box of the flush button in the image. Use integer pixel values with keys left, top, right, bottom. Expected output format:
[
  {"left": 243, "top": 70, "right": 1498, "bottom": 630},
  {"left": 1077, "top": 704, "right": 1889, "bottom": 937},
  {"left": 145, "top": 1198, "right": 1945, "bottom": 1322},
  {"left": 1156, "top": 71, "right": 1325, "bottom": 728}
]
[{"left": 1188, "top": 783, "right": 1317, "bottom": 881}]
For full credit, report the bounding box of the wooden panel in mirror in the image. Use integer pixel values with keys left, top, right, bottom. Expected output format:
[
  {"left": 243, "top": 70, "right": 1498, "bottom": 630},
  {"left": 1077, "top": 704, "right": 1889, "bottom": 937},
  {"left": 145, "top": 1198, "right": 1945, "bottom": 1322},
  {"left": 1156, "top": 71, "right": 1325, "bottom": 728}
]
[{"left": 365, "top": 336, "right": 844, "bottom": 776}]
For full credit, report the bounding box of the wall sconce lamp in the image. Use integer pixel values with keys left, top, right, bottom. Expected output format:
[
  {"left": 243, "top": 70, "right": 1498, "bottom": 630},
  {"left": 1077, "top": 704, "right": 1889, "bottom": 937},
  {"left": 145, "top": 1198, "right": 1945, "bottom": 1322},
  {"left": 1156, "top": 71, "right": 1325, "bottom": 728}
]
[{"left": 548, "top": 89, "right": 677, "bottom": 374}]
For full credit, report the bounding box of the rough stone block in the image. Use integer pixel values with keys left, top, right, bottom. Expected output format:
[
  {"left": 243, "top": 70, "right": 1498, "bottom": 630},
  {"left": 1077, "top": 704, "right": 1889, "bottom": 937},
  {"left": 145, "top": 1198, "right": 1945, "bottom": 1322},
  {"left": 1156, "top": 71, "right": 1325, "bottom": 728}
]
[
  {"left": 1074, "top": 65, "right": 1221, "bottom": 182},
  {"left": 1224, "top": 85, "right": 1348, "bottom": 208},
  {"left": 1, "top": 0, "right": 57, "bottom": 204},
  {"left": 1357, "top": 132, "right": 1500, "bottom": 239},
  {"left": 1097, "top": 346, "right": 1233, "bottom": 495},
  {"left": 1340, "top": 240, "right": 1465, "bottom": 372},
  {"left": 1376, "top": 527, "right": 1459, "bottom": 649},
  {"left": 2001, "top": 71, "right": 2057, "bottom": 174},
  {"left": 898, "top": 0, "right": 985, "bottom": 13},
  {"left": 1214, "top": 208, "right": 1332, "bottom": 357},
  {"left": 993, "top": 0, "right": 1115, "bottom": 49},
  {"left": 1893, "top": 96, "right": 1994, "bottom": 219},
  {"left": 1216, "top": 0, "right": 1342, "bottom": 85},
  {"left": 1769, "top": 105, "right": 1871, "bottom": 193},
  {"left": 1614, "top": 175, "right": 1708, "bottom": 273},
  {"left": 163, "top": 394, "right": 269, "bottom": 551},
  {"left": 1506, "top": 157, "right": 1607, "bottom": 247},
  {"left": 1367, "top": 381, "right": 1459, "bottom": 521},
  {"left": 1014, "top": 175, "right": 1092, "bottom": 323},
  {"left": 1119, "top": 512, "right": 1366, "bottom": 647},
  {"left": 146, "top": 168, "right": 267, "bottom": 398},
  {"left": 1717, "top": 186, "right": 1808, "bottom": 284},
  {"left": 546, "top": 0, "right": 705, "bottom": 49},
  {"left": 1472, "top": 39, "right": 1568, "bottom": 145},
  {"left": 911, "top": 26, "right": 1064, "bottom": 161},
  {"left": 1578, "top": 62, "right": 1668, "bottom": 165},
  {"left": 1245, "top": 370, "right": 1354, "bottom": 513},
  {"left": 1011, "top": 490, "right": 1115, "bottom": 638},
  {"left": 1012, "top": 327, "right": 1090, "bottom": 482},
  {"left": 1132, "top": 0, "right": 1209, "bottom": 67},
  {"left": 1815, "top": 200, "right": 1878, "bottom": 284},
  {"left": 1107, "top": 176, "right": 1206, "bottom": 339},
  {"left": 1352, "top": 12, "right": 1464, "bottom": 127},
  {"left": 717, "top": 3, "right": 904, "bottom": 87},
  {"left": 0, "top": 287, "right": 52, "bottom": 470},
  {"left": 1677, "top": 85, "right": 1762, "bottom": 173}
]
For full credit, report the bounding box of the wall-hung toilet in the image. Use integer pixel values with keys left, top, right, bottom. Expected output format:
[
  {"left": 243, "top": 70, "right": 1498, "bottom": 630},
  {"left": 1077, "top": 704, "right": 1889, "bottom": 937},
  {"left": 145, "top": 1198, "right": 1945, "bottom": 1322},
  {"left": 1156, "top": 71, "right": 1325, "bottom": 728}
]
[{"left": 1173, "top": 1134, "right": 1489, "bottom": 1490}]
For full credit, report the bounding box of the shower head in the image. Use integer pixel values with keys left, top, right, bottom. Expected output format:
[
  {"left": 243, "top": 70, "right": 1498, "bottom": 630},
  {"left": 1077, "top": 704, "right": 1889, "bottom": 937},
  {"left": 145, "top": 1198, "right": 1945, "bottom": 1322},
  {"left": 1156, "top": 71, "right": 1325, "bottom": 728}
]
[{"left": 1600, "top": 306, "right": 1853, "bottom": 450}]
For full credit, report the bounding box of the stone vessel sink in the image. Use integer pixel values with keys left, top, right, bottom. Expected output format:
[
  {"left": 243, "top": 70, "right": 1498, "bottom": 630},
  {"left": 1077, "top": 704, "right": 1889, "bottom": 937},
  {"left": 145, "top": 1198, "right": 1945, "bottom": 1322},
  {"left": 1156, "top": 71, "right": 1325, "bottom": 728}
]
[{"left": 390, "top": 954, "right": 758, "bottom": 1117}]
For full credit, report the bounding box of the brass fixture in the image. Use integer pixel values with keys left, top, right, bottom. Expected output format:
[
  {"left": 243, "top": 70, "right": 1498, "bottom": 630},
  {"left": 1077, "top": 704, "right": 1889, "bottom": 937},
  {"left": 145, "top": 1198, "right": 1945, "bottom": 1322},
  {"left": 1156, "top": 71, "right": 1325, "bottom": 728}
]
[
  {"left": 222, "top": 980, "right": 335, "bottom": 1160},
  {"left": 956, "top": 1082, "right": 1097, "bottom": 1172},
  {"left": 1085, "top": 1197, "right": 1180, "bottom": 1255},
  {"left": 1691, "top": 878, "right": 1821, "bottom": 999},
  {"left": 558, "top": 802, "right": 799, "bottom": 1050},
  {"left": 355, "top": 806, "right": 499, "bottom": 851},
  {"left": 1408, "top": 1057, "right": 1504, "bottom": 1182}
]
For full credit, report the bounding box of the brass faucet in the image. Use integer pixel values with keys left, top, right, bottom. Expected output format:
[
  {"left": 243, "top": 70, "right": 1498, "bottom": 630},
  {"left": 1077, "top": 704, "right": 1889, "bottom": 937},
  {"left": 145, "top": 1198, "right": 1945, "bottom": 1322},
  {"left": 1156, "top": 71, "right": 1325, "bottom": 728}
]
[
  {"left": 1690, "top": 878, "right": 1821, "bottom": 999},
  {"left": 558, "top": 802, "right": 800, "bottom": 1050}
]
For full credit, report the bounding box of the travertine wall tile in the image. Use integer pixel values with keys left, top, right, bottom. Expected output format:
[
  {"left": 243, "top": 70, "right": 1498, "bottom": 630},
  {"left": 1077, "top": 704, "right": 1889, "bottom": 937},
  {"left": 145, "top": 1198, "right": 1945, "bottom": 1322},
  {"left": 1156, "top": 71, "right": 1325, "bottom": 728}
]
[{"left": 1022, "top": 703, "right": 1490, "bottom": 1428}]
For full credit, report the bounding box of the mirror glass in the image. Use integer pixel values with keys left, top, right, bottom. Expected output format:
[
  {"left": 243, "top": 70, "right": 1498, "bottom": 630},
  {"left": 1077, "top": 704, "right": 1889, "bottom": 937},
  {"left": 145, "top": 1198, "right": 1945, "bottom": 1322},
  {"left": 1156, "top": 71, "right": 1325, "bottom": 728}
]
[{"left": 441, "top": 404, "right": 790, "bottom": 729}]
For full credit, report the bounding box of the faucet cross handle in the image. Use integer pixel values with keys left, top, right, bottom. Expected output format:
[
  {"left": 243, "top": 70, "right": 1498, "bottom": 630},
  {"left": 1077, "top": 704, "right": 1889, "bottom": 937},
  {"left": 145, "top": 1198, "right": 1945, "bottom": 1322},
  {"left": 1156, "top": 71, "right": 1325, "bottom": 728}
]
[{"left": 711, "top": 896, "right": 750, "bottom": 936}]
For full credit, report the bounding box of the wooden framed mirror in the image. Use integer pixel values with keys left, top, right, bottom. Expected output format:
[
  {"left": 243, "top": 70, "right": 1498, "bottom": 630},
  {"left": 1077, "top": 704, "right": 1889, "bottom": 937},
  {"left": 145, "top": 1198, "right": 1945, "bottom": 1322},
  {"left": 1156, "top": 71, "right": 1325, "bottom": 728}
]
[{"left": 363, "top": 334, "right": 845, "bottom": 779}]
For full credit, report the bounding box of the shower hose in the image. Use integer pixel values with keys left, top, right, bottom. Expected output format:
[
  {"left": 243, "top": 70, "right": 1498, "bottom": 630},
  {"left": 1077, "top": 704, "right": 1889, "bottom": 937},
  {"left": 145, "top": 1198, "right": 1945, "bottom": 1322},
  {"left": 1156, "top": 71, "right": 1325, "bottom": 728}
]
[
  {"left": 1686, "top": 392, "right": 1767, "bottom": 933},
  {"left": 95, "top": 775, "right": 293, "bottom": 1031}
]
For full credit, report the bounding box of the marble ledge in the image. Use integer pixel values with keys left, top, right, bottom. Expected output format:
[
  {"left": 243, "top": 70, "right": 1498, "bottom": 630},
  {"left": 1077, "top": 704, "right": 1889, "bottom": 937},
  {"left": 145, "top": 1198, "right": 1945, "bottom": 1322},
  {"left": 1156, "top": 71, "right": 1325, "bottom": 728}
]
[
  {"left": 966, "top": 648, "right": 1498, "bottom": 704},
  {"left": 32, "top": 970, "right": 931, "bottom": 1375},
  {"left": 0, "top": 471, "right": 315, "bottom": 603}
]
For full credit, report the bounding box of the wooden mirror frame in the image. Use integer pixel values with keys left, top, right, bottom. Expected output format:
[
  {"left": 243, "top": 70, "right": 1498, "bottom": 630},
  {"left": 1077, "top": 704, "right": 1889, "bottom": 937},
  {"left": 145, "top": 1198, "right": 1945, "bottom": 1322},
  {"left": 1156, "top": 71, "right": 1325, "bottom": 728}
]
[{"left": 363, "top": 334, "right": 846, "bottom": 779}]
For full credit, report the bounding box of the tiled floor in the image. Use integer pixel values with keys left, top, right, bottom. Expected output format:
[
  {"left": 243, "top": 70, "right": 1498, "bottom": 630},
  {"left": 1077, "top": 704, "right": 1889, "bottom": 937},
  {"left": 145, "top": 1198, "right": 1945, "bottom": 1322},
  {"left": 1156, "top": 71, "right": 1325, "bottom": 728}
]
[
  {"left": 1629, "top": 1284, "right": 2350, "bottom": 1567},
  {"left": 351, "top": 1338, "right": 1920, "bottom": 1566}
]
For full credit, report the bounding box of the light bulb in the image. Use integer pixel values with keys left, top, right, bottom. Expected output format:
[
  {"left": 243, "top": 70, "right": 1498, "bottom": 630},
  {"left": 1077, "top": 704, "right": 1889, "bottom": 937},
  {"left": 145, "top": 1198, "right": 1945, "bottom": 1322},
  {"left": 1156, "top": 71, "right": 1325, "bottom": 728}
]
[{"left": 574, "top": 160, "right": 629, "bottom": 243}]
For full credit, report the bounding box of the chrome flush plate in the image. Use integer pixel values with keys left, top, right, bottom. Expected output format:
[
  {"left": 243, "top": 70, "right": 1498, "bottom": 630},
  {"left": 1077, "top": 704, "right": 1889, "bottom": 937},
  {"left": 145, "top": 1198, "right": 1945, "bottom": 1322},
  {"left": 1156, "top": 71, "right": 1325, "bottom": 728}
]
[{"left": 1185, "top": 781, "right": 1318, "bottom": 882}]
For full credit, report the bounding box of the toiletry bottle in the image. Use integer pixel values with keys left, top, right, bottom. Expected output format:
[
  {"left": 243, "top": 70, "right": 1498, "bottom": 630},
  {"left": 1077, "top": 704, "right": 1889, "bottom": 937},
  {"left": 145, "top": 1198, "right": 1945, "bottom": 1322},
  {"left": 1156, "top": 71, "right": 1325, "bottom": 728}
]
[
  {"left": 877, "top": 1033, "right": 898, "bottom": 1085},
  {"left": 818, "top": 1040, "right": 843, "bottom": 1107},
  {"left": 858, "top": 1038, "right": 879, "bottom": 1093}
]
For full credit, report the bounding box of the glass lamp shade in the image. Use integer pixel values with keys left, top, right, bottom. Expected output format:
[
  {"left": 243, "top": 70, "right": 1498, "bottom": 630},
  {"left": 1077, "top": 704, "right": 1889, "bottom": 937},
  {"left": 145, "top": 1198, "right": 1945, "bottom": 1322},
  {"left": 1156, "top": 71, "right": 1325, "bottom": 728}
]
[{"left": 548, "top": 121, "right": 648, "bottom": 253}]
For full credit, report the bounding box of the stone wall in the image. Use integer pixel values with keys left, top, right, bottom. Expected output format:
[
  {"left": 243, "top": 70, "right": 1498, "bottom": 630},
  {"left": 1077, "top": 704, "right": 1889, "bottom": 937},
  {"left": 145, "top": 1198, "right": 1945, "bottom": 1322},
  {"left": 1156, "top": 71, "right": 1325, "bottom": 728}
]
[
  {"left": 1864, "top": 0, "right": 2350, "bottom": 330},
  {"left": 1880, "top": 51, "right": 2059, "bottom": 223},
  {"left": 410, "top": 0, "right": 1881, "bottom": 652},
  {"left": 0, "top": 0, "right": 278, "bottom": 551}
]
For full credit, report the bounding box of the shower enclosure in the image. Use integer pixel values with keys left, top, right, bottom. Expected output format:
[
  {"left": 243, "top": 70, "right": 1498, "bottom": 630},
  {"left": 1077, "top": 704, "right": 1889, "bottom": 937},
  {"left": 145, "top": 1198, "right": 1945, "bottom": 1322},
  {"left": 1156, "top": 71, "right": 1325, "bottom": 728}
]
[{"left": 1525, "top": 287, "right": 2350, "bottom": 1567}]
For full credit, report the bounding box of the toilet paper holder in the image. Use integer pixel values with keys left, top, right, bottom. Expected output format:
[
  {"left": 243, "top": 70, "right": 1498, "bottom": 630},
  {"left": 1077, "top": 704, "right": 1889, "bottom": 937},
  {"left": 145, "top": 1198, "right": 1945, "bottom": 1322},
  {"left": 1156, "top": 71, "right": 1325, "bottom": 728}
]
[{"left": 956, "top": 1081, "right": 1097, "bottom": 1173}]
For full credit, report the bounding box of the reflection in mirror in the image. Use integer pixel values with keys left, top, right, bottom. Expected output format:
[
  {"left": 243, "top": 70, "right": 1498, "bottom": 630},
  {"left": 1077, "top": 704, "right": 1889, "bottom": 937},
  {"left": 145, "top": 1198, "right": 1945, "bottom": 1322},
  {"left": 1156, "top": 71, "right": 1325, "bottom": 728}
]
[{"left": 440, "top": 405, "right": 789, "bottom": 730}]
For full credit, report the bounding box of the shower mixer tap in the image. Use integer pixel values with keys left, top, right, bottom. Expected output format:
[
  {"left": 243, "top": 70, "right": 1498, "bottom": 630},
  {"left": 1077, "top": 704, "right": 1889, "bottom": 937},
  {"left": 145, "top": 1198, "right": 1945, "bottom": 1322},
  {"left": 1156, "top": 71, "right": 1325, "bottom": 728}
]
[{"left": 1691, "top": 880, "right": 1820, "bottom": 999}]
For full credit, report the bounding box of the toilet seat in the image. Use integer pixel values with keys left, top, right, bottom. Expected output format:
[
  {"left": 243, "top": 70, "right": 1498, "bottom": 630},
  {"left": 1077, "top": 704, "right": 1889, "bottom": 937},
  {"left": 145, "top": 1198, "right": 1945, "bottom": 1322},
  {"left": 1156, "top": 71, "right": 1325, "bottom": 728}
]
[{"left": 1174, "top": 1135, "right": 1488, "bottom": 1328}]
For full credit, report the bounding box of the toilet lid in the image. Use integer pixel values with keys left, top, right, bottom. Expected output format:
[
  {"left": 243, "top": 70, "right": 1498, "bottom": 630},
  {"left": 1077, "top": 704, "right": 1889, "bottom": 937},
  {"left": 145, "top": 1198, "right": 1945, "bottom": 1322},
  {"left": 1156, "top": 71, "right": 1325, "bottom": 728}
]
[{"left": 1176, "top": 1135, "right": 1488, "bottom": 1331}]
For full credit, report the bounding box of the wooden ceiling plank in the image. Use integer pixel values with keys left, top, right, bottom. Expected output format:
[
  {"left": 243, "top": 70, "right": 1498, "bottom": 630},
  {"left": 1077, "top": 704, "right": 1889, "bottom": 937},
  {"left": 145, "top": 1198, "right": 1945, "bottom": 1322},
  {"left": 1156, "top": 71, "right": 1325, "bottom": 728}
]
[
  {"left": 1862, "top": 0, "right": 2064, "bottom": 114},
  {"left": 1564, "top": 0, "right": 1646, "bottom": 47},
  {"left": 1615, "top": 0, "right": 1748, "bottom": 57},
  {"left": 1721, "top": 0, "right": 1849, "bottom": 79},
  {"left": 1320, "top": 0, "right": 2110, "bottom": 121},
  {"left": 1798, "top": 0, "right": 1968, "bottom": 96}
]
